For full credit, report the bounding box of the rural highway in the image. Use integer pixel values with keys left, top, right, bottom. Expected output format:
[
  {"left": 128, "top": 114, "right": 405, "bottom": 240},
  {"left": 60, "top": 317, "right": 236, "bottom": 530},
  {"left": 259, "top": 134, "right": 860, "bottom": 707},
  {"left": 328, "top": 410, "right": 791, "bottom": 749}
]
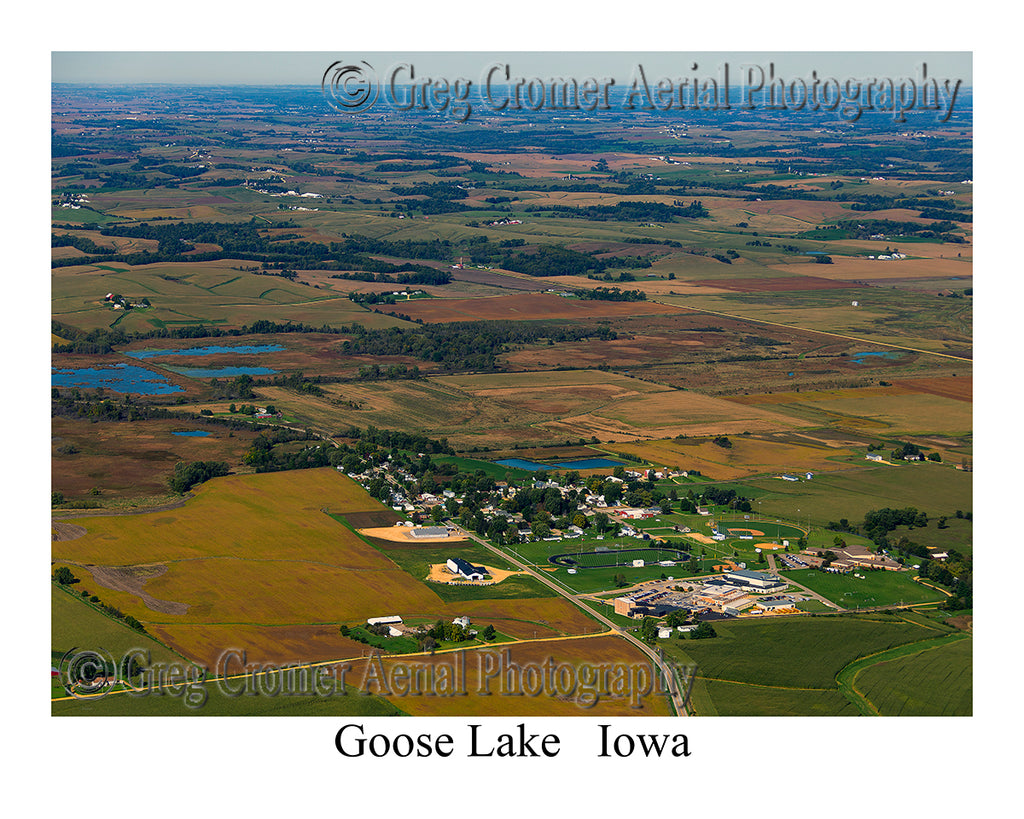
[{"left": 463, "top": 531, "right": 692, "bottom": 716}]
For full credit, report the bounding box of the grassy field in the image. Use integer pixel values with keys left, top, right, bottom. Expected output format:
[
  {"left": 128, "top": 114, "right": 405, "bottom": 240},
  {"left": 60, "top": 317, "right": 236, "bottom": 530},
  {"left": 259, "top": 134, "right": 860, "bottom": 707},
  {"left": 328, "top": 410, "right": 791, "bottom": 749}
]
[
  {"left": 51, "top": 583, "right": 191, "bottom": 692},
  {"left": 785, "top": 568, "right": 947, "bottom": 609},
  {"left": 745, "top": 462, "right": 972, "bottom": 527}
]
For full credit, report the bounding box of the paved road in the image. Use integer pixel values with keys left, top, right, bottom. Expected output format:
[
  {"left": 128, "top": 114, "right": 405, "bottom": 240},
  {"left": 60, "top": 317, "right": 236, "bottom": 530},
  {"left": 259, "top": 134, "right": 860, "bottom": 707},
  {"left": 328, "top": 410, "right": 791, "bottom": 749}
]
[{"left": 464, "top": 532, "right": 691, "bottom": 716}]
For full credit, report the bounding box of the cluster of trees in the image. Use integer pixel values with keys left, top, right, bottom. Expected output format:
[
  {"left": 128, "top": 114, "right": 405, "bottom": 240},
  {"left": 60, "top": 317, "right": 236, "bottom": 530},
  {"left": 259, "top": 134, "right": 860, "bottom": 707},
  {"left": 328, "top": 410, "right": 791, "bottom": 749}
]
[
  {"left": 693, "top": 485, "right": 752, "bottom": 513},
  {"left": 859, "top": 507, "right": 929, "bottom": 546},
  {"left": 167, "top": 460, "right": 230, "bottom": 493},
  {"left": 52, "top": 233, "right": 116, "bottom": 254},
  {"left": 339, "top": 320, "right": 619, "bottom": 373},
  {"left": 53, "top": 566, "right": 78, "bottom": 585},
  {"left": 498, "top": 244, "right": 608, "bottom": 278},
  {"left": 526, "top": 199, "right": 709, "bottom": 222},
  {"left": 333, "top": 268, "right": 451, "bottom": 285},
  {"left": 355, "top": 363, "right": 422, "bottom": 381},
  {"left": 575, "top": 287, "right": 647, "bottom": 302},
  {"left": 391, "top": 181, "right": 469, "bottom": 214},
  {"left": 832, "top": 218, "right": 965, "bottom": 242}
]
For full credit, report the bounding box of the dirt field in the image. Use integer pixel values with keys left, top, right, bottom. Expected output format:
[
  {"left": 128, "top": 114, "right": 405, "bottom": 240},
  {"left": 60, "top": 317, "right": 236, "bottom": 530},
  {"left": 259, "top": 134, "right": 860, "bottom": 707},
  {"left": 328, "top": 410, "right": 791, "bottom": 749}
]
[
  {"left": 360, "top": 526, "right": 467, "bottom": 544},
  {"left": 52, "top": 522, "right": 86, "bottom": 541},
  {"left": 82, "top": 564, "right": 190, "bottom": 615},
  {"left": 425, "top": 564, "right": 524, "bottom": 584}
]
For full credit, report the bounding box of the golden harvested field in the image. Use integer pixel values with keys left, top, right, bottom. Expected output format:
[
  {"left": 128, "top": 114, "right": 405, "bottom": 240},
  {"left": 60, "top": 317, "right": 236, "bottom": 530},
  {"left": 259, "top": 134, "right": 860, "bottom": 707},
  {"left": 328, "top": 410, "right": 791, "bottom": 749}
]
[
  {"left": 438, "top": 598, "right": 601, "bottom": 640},
  {"left": 729, "top": 387, "right": 972, "bottom": 435},
  {"left": 736, "top": 198, "right": 854, "bottom": 224},
  {"left": 143, "top": 622, "right": 379, "bottom": 670},
  {"left": 611, "top": 434, "right": 857, "bottom": 480},
  {"left": 371, "top": 634, "right": 675, "bottom": 716},
  {"left": 589, "top": 389, "right": 801, "bottom": 435},
  {"left": 52, "top": 468, "right": 393, "bottom": 566},
  {"left": 779, "top": 256, "right": 973, "bottom": 282},
  {"left": 51, "top": 469, "right": 458, "bottom": 667},
  {"left": 51, "top": 469, "right": 611, "bottom": 674}
]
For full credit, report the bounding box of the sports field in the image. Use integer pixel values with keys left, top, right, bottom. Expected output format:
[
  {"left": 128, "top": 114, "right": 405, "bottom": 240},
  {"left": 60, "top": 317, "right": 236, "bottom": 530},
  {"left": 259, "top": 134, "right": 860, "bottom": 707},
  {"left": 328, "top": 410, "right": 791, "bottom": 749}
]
[
  {"left": 549, "top": 546, "right": 690, "bottom": 568},
  {"left": 785, "top": 569, "right": 946, "bottom": 609}
]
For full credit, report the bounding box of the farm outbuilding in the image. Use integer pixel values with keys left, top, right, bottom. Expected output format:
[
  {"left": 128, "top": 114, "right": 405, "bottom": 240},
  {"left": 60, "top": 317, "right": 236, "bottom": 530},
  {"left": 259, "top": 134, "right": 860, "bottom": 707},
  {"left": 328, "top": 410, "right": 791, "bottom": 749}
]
[
  {"left": 411, "top": 527, "right": 449, "bottom": 539},
  {"left": 446, "top": 557, "right": 485, "bottom": 580}
]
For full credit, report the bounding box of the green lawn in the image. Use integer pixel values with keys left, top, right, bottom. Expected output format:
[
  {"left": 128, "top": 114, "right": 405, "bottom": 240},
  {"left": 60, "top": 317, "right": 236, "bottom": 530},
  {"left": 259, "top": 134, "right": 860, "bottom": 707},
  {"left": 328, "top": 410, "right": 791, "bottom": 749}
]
[{"left": 785, "top": 568, "right": 946, "bottom": 609}]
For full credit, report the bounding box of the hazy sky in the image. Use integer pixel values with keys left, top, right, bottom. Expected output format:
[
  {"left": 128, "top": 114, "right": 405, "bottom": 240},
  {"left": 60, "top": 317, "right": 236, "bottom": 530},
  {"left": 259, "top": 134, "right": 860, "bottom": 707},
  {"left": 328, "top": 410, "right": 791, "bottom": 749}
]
[{"left": 52, "top": 51, "right": 972, "bottom": 86}]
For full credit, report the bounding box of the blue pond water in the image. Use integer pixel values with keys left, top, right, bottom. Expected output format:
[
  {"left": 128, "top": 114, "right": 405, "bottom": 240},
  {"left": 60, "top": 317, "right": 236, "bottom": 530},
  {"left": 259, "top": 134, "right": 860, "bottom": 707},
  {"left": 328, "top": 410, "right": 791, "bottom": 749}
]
[
  {"left": 172, "top": 430, "right": 211, "bottom": 437},
  {"left": 51, "top": 364, "right": 183, "bottom": 395},
  {"left": 125, "top": 344, "right": 285, "bottom": 359},
  {"left": 167, "top": 366, "right": 276, "bottom": 378},
  {"left": 495, "top": 457, "right": 624, "bottom": 472},
  {"left": 848, "top": 351, "right": 902, "bottom": 364},
  {"left": 555, "top": 458, "right": 625, "bottom": 470}
]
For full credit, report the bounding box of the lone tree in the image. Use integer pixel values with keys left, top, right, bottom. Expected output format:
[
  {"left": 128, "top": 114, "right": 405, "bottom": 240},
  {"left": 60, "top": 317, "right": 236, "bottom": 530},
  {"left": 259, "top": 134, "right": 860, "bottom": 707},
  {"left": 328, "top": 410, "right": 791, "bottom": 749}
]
[{"left": 53, "top": 566, "right": 78, "bottom": 585}]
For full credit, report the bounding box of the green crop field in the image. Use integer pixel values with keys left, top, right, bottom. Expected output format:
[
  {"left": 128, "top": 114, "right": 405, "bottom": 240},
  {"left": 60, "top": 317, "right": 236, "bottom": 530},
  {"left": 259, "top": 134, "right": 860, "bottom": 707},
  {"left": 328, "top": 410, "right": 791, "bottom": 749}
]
[
  {"left": 661, "top": 613, "right": 955, "bottom": 715},
  {"left": 845, "top": 635, "right": 972, "bottom": 716}
]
